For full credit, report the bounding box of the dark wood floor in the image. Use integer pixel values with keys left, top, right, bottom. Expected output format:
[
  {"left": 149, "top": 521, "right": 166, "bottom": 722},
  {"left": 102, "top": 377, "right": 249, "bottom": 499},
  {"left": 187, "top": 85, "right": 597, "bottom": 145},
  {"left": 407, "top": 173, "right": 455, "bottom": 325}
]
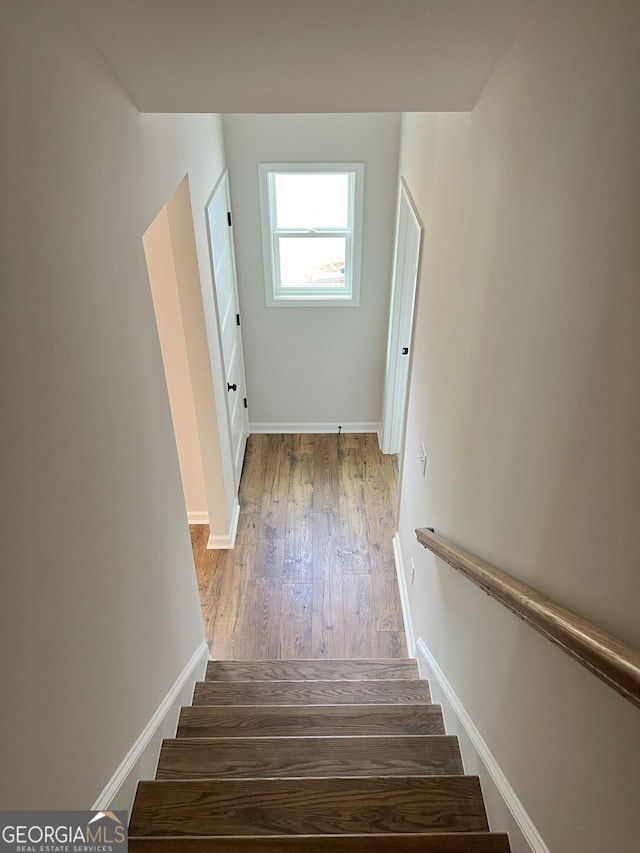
[{"left": 190, "top": 433, "right": 407, "bottom": 660}]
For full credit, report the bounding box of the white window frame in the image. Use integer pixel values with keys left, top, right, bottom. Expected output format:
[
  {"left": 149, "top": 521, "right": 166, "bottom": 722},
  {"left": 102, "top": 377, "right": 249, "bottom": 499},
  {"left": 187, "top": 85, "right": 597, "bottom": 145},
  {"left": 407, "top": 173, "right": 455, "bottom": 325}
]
[{"left": 258, "top": 162, "right": 364, "bottom": 307}]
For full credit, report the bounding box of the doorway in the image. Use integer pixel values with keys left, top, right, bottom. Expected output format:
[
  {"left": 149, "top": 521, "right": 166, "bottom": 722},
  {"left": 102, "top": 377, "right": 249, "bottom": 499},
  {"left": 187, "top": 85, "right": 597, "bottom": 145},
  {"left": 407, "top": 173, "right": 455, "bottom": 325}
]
[{"left": 143, "top": 175, "right": 234, "bottom": 544}]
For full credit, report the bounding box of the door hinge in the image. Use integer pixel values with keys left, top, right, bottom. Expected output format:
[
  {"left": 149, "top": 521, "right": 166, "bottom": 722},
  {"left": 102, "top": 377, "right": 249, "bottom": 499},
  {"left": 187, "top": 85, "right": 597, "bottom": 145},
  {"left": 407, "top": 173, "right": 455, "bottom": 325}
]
[
  {"left": 243, "top": 397, "right": 248, "bottom": 409},
  {"left": 236, "top": 313, "right": 241, "bottom": 326},
  {"left": 227, "top": 211, "right": 232, "bottom": 227}
]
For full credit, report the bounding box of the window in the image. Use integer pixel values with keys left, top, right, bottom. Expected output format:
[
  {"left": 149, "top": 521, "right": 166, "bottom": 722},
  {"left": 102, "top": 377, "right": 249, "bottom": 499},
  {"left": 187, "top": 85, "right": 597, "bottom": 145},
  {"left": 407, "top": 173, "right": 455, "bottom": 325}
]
[{"left": 258, "top": 162, "right": 364, "bottom": 306}]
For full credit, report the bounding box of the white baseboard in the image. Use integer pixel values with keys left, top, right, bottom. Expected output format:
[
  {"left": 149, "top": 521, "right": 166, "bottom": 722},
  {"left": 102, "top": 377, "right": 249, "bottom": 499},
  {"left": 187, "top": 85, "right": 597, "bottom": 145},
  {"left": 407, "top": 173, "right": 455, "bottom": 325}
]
[
  {"left": 392, "top": 532, "right": 415, "bottom": 656},
  {"left": 249, "top": 422, "right": 381, "bottom": 435},
  {"left": 415, "top": 637, "right": 549, "bottom": 853},
  {"left": 187, "top": 511, "right": 209, "bottom": 525},
  {"left": 92, "top": 641, "right": 209, "bottom": 812},
  {"left": 207, "top": 497, "right": 240, "bottom": 549}
]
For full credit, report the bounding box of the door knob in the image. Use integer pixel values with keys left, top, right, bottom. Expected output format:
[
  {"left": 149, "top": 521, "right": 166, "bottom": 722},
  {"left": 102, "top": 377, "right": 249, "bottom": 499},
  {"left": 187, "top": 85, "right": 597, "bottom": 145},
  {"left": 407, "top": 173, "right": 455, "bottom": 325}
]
[
  {"left": 402, "top": 347, "right": 409, "bottom": 355},
  {"left": 227, "top": 382, "right": 237, "bottom": 392}
]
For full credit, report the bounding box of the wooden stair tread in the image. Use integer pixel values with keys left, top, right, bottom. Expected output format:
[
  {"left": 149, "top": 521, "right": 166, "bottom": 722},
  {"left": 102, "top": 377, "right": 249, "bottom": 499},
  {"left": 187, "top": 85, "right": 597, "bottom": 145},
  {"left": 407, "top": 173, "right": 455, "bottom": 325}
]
[
  {"left": 128, "top": 832, "right": 512, "bottom": 851},
  {"left": 192, "top": 679, "right": 431, "bottom": 706},
  {"left": 129, "top": 776, "right": 489, "bottom": 837},
  {"left": 206, "top": 659, "right": 419, "bottom": 681},
  {"left": 177, "top": 704, "right": 446, "bottom": 737},
  {"left": 130, "top": 658, "right": 510, "bottom": 851},
  {"left": 156, "top": 735, "right": 463, "bottom": 779}
]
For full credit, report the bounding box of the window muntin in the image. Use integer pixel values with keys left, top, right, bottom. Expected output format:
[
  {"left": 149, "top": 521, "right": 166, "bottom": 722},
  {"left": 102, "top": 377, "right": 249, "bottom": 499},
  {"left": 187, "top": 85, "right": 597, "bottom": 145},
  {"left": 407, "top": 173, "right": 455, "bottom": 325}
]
[{"left": 259, "top": 163, "right": 364, "bottom": 306}]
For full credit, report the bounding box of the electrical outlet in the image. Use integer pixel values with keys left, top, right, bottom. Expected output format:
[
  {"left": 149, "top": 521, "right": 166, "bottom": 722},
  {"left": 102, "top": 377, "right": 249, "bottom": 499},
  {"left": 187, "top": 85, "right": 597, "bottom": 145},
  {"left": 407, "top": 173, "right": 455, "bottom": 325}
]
[
  {"left": 419, "top": 442, "right": 427, "bottom": 477},
  {"left": 410, "top": 557, "right": 416, "bottom": 585}
]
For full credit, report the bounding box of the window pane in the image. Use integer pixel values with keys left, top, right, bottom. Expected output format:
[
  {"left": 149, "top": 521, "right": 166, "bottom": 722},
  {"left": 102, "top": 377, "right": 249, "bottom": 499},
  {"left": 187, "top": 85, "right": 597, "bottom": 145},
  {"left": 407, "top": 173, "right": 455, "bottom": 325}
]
[
  {"left": 274, "top": 174, "right": 349, "bottom": 229},
  {"left": 278, "top": 237, "right": 346, "bottom": 289}
]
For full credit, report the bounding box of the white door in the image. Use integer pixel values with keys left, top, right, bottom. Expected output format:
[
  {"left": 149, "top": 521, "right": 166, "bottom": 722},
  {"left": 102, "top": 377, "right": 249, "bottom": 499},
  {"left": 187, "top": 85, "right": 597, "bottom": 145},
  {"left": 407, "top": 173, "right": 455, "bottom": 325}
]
[
  {"left": 206, "top": 171, "right": 249, "bottom": 489},
  {"left": 381, "top": 178, "right": 423, "bottom": 455}
]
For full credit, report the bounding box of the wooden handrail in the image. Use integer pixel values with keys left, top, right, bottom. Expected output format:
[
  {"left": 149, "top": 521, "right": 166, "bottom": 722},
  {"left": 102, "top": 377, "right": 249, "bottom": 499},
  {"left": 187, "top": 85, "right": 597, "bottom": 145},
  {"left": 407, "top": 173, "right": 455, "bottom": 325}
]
[{"left": 416, "top": 527, "right": 640, "bottom": 710}]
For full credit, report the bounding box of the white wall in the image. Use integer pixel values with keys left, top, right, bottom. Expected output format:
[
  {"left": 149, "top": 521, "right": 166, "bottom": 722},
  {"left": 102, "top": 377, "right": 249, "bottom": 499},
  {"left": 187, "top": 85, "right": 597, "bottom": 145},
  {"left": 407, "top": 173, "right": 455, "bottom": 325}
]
[
  {"left": 223, "top": 113, "right": 400, "bottom": 429},
  {"left": 396, "top": 1, "right": 640, "bottom": 851},
  {"left": 0, "top": 2, "right": 226, "bottom": 807}
]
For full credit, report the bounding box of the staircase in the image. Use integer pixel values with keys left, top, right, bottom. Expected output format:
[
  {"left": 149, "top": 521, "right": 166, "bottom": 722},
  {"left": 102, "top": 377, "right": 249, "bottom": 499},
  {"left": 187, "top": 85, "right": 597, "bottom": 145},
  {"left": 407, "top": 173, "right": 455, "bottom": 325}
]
[{"left": 129, "top": 659, "right": 510, "bottom": 851}]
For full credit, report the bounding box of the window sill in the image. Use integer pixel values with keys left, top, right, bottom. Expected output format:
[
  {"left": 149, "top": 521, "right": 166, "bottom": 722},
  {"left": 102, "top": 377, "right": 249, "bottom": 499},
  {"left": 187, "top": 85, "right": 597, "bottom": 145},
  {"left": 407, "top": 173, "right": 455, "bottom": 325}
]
[{"left": 266, "top": 293, "right": 360, "bottom": 308}]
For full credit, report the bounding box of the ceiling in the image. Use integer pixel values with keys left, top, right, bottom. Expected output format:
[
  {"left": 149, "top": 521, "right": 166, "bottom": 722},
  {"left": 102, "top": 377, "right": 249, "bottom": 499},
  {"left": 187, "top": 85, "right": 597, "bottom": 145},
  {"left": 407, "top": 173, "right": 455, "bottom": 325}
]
[{"left": 67, "top": 0, "right": 534, "bottom": 114}]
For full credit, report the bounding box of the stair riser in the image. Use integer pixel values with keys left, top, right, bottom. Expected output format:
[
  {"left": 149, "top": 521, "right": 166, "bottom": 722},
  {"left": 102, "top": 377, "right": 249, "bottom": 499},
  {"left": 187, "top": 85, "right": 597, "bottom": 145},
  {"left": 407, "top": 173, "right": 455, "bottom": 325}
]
[
  {"left": 129, "top": 777, "right": 489, "bottom": 837},
  {"left": 205, "top": 659, "right": 420, "bottom": 681},
  {"left": 177, "top": 705, "right": 446, "bottom": 738},
  {"left": 192, "top": 680, "right": 431, "bottom": 706},
  {"left": 156, "top": 735, "right": 463, "bottom": 779}
]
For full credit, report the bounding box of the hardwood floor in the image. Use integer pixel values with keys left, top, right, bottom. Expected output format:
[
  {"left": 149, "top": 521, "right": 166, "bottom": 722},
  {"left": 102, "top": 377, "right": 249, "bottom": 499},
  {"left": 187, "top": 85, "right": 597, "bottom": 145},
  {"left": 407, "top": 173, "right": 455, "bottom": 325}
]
[{"left": 191, "top": 433, "right": 407, "bottom": 660}]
